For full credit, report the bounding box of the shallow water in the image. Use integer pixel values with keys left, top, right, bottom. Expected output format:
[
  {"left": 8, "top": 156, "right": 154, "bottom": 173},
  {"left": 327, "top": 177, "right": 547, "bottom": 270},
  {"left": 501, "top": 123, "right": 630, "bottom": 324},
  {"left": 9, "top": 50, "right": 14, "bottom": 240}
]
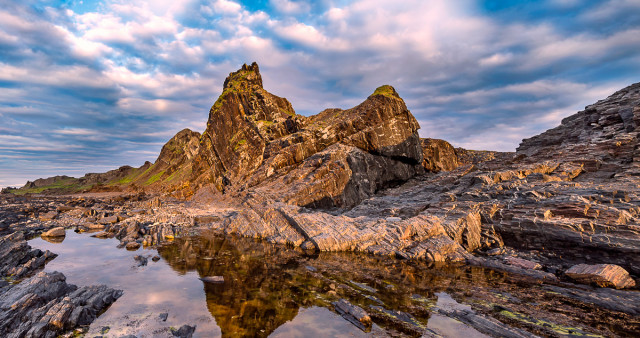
[{"left": 28, "top": 229, "right": 629, "bottom": 337}]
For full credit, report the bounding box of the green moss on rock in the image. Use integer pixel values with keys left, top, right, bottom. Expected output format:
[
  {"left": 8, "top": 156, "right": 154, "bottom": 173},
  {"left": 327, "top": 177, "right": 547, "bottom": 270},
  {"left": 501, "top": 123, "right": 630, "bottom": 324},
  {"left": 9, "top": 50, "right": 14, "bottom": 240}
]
[{"left": 372, "top": 85, "right": 398, "bottom": 98}]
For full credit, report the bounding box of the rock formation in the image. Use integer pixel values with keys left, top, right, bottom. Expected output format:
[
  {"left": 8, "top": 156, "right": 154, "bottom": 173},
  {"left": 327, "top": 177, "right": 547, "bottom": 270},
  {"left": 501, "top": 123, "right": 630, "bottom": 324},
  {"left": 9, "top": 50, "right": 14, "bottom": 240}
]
[{"left": 132, "top": 63, "right": 424, "bottom": 208}]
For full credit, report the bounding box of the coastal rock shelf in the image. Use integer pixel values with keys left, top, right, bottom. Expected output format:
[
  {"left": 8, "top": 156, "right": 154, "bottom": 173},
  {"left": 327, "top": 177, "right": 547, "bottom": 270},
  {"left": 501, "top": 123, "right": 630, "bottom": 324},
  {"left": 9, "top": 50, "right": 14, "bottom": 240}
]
[{"left": 1, "top": 64, "right": 639, "bottom": 336}]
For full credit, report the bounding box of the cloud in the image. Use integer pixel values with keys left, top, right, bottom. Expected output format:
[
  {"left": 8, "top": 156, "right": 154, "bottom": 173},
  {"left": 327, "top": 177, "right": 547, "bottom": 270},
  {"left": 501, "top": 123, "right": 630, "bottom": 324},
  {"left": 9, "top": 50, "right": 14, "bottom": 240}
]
[{"left": 270, "top": 0, "right": 311, "bottom": 15}]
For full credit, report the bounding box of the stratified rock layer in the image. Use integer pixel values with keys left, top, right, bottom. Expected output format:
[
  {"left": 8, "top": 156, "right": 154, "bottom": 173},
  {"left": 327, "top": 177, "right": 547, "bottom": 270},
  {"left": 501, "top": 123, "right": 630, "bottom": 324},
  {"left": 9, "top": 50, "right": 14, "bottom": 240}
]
[{"left": 566, "top": 264, "right": 636, "bottom": 289}]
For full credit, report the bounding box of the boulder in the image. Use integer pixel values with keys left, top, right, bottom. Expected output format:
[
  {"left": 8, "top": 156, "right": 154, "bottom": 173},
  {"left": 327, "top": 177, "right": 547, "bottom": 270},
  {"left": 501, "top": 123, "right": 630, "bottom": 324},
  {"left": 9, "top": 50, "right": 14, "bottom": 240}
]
[
  {"left": 125, "top": 242, "right": 141, "bottom": 250},
  {"left": 421, "top": 138, "right": 460, "bottom": 172},
  {"left": 565, "top": 264, "right": 636, "bottom": 289},
  {"left": 42, "top": 227, "right": 65, "bottom": 237}
]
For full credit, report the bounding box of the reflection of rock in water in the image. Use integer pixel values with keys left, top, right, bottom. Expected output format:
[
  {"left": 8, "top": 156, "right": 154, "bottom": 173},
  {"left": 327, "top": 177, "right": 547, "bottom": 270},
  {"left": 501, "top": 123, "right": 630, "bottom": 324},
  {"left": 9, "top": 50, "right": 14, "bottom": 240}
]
[
  {"left": 41, "top": 235, "right": 65, "bottom": 243},
  {"left": 157, "top": 231, "right": 640, "bottom": 337},
  {"left": 158, "top": 233, "right": 310, "bottom": 337}
]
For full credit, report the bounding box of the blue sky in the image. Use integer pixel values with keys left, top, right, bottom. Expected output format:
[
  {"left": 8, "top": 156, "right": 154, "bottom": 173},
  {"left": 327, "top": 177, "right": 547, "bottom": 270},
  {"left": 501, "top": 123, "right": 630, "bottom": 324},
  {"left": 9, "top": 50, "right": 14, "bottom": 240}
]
[{"left": 1, "top": 0, "right": 639, "bottom": 188}]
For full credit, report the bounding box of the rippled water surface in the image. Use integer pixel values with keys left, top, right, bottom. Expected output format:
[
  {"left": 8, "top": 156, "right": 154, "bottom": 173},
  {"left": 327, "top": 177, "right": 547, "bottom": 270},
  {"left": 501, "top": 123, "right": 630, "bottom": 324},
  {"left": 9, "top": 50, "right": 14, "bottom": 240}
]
[{"left": 29, "top": 229, "right": 628, "bottom": 337}]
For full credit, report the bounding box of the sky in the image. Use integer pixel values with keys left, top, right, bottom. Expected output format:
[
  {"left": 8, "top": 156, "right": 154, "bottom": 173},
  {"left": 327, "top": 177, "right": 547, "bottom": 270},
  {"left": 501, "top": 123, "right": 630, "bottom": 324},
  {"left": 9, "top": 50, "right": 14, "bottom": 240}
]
[{"left": 1, "top": 0, "right": 639, "bottom": 188}]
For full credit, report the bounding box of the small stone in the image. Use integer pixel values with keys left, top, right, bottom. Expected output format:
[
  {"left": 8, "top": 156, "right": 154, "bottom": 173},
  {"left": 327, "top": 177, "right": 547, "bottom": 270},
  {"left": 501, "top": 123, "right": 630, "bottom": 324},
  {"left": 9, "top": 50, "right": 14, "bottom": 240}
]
[
  {"left": 566, "top": 264, "right": 636, "bottom": 289},
  {"left": 133, "top": 255, "right": 148, "bottom": 266},
  {"left": 486, "top": 247, "right": 504, "bottom": 256},
  {"left": 159, "top": 312, "right": 168, "bottom": 321},
  {"left": 41, "top": 227, "right": 65, "bottom": 237},
  {"left": 98, "top": 215, "right": 119, "bottom": 225},
  {"left": 125, "top": 242, "right": 141, "bottom": 250},
  {"left": 92, "top": 231, "right": 111, "bottom": 239},
  {"left": 152, "top": 255, "right": 161, "bottom": 262},
  {"left": 86, "top": 223, "right": 105, "bottom": 230}
]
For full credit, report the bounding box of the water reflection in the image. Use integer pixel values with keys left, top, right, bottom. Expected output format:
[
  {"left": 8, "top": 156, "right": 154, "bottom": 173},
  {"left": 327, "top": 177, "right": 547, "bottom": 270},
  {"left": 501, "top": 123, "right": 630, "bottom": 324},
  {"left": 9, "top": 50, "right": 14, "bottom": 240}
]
[
  {"left": 28, "top": 229, "right": 617, "bottom": 337},
  {"left": 157, "top": 230, "right": 500, "bottom": 337}
]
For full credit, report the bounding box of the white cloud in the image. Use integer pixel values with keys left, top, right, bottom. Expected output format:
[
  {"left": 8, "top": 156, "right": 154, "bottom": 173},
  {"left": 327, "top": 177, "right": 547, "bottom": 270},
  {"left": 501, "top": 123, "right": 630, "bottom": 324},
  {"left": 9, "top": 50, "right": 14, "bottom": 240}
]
[
  {"left": 271, "top": 0, "right": 310, "bottom": 14},
  {"left": 479, "top": 53, "right": 513, "bottom": 67},
  {"left": 212, "top": 0, "right": 242, "bottom": 14}
]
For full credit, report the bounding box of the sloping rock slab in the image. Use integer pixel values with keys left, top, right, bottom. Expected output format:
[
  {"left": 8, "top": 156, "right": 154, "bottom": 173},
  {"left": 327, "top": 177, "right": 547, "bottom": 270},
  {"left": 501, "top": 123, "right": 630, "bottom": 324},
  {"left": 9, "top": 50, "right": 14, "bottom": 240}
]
[
  {"left": 0, "top": 271, "right": 122, "bottom": 337},
  {"left": 565, "top": 264, "right": 636, "bottom": 289}
]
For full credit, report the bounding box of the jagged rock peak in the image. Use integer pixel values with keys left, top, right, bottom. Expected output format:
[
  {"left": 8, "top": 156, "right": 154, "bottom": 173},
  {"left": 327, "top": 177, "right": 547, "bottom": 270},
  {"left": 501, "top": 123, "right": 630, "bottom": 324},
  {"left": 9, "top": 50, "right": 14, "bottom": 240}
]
[{"left": 223, "top": 62, "right": 263, "bottom": 92}]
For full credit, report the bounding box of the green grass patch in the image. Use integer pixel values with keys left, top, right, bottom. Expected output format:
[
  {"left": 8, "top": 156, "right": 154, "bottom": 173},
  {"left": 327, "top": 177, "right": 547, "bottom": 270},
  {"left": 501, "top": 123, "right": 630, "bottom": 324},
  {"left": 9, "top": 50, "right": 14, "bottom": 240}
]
[
  {"left": 10, "top": 177, "right": 88, "bottom": 195},
  {"left": 145, "top": 170, "right": 165, "bottom": 185},
  {"left": 372, "top": 85, "right": 396, "bottom": 98}
]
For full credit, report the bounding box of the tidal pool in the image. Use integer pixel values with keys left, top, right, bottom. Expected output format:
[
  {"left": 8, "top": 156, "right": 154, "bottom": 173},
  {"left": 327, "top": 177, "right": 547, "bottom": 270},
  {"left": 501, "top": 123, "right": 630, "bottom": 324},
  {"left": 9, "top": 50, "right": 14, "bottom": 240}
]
[{"left": 28, "top": 229, "right": 630, "bottom": 337}]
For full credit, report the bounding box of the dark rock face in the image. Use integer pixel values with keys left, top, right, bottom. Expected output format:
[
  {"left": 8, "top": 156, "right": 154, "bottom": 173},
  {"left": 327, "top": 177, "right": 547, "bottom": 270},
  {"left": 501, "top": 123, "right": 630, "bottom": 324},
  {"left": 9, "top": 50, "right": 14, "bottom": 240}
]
[{"left": 0, "top": 271, "right": 122, "bottom": 338}]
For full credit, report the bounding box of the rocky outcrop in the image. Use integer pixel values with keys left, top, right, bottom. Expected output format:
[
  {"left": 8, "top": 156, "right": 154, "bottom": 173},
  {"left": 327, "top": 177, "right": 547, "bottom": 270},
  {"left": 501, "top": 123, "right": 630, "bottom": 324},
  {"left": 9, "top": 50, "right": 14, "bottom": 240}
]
[
  {"left": 23, "top": 176, "right": 74, "bottom": 189},
  {"left": 421, "top": 138, "right": 460, "bottom": 172},
  {"left": 565, "top": 264, "right": 636, "bottom": 289},
  {"left": 189, "top": 62, "right": 302, "bottom": 193},
  {"left": 517, "top": 82, "right": 640, "bottom": 179},
  {"left": 0, "top": 271, "right": 122, "bottom": 337},
  {"left": 144, "top": 63, "right": 424, "bottom": 208},
  {"left": 128, "top": 129, "right": 202, "bottom": 196},
  {"left": 0, "top": 232, "right": 56, "bottom": 279}
]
